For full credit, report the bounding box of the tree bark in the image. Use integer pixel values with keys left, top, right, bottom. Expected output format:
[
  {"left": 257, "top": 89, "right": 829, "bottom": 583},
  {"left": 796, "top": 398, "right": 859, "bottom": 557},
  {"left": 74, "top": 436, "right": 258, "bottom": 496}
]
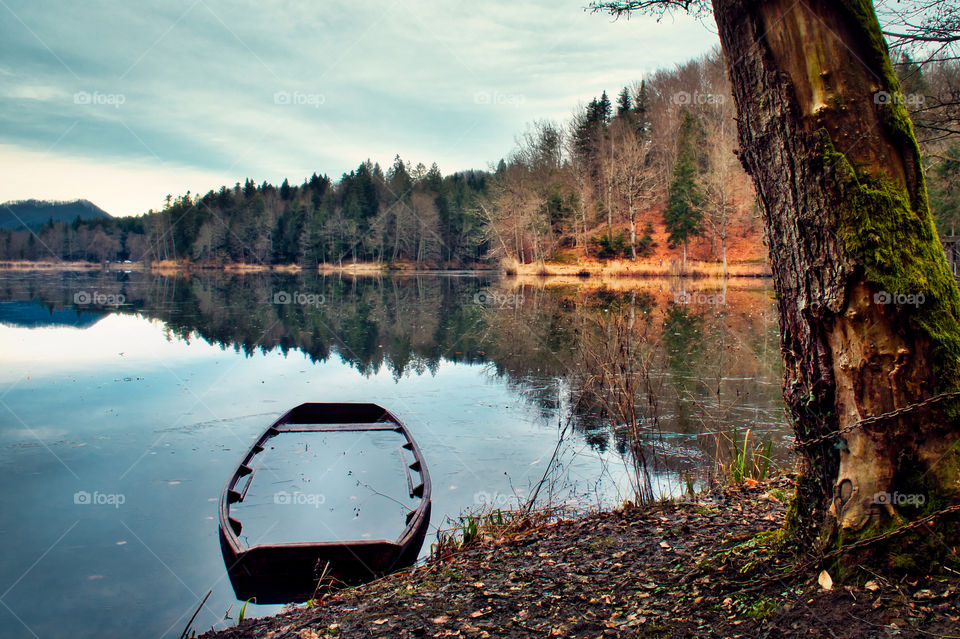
[
  {"left": 713, "top": 0, "right": 960, "bottom": 557},
  {"left": 628, "top": 174, "right": 638, "bottom": 260}
]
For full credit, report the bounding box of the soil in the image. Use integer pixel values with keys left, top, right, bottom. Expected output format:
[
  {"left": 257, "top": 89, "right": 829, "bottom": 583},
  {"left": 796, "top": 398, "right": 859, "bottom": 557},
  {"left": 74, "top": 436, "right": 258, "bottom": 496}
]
[{"left": 199, "top": 477, "right": 960, "bottom": 638}]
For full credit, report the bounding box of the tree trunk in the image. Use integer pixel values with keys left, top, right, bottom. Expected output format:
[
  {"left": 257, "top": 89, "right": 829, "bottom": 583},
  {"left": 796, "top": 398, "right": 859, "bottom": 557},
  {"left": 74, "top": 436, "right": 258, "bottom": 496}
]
[
  {"left": 582, "top": 203, "right": 590, "bottom": 257},
  {"left": 713, "top": 0, "right": 960, "bottom": 558},
  {"left": 628, "top": 175, "right": 638, "bottom": 260},
  {"left": 607, "top": 183, "right": 614, "bottom": 242}
]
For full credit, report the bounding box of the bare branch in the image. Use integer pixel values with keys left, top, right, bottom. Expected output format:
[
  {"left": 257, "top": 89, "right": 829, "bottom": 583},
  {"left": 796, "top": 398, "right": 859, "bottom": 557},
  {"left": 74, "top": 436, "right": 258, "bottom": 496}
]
[{"left": 586, "top": 0, "right": 710, "bottom": 19}]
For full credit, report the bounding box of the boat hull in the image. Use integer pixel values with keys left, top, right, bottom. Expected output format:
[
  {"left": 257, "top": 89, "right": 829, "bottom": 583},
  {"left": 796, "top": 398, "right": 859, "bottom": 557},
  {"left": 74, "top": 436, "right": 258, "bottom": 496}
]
[{"left": 218, "top": 403, "right": 432, "bottom": 604}]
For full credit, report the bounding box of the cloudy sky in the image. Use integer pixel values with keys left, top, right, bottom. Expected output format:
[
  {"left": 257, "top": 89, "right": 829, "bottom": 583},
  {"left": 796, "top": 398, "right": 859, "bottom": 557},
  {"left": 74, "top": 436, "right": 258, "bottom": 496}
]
[{"left": 1, "top": 0, "right": 717, "bottom": 216}]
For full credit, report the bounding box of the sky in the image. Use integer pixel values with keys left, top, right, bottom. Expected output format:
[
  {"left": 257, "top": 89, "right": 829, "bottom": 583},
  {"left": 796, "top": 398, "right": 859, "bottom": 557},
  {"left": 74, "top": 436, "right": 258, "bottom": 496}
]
[{"left": 0, "top": 0, "right": 718, "bottom": 216}]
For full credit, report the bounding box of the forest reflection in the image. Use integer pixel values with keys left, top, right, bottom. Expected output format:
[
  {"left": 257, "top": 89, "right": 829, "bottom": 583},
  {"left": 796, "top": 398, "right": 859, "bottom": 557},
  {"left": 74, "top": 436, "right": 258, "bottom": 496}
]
[{"left": 0, "top": 271, "right": 790, "bottom": 485}]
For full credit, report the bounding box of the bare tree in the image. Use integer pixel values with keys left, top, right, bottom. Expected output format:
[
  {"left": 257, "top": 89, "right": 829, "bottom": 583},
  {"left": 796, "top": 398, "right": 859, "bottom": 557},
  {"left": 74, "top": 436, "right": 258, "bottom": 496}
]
[{"left": 610, "top": 117, "right": 657, "bottom": 259}]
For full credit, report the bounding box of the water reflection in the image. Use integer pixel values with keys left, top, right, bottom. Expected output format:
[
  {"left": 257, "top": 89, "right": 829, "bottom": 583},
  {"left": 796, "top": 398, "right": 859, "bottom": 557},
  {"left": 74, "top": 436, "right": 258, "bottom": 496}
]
[
  {"left": 0, "top": 270, "right": 787, "bottom": 467},
  {"left": 0, "top": 270, "right": 788, "bottom": 637}
]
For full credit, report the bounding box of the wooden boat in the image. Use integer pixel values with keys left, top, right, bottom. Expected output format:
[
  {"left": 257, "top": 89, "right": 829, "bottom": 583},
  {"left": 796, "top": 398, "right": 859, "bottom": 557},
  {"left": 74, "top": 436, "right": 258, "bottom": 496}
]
[{"left": 219, "top": 403, "right": 432, "bottom": 603}]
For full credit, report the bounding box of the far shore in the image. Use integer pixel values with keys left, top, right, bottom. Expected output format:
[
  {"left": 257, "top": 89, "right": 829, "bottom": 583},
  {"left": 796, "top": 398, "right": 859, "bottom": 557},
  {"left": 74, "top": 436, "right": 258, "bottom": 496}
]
[{"left": 0, "top": 258, "right": 772, "bottom": 278}]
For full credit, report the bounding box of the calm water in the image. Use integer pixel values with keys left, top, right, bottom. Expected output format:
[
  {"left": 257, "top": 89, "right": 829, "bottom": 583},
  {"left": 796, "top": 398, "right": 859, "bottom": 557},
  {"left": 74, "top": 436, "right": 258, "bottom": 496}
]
[{"left": 0, "top": 271, "right": 789, "bottom": 638}]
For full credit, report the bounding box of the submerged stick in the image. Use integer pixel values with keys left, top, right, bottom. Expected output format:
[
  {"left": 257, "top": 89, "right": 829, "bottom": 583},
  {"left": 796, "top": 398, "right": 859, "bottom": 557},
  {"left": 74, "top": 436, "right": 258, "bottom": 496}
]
[{"left": 179, "top": 589, "right": 212, "bottom": 639}]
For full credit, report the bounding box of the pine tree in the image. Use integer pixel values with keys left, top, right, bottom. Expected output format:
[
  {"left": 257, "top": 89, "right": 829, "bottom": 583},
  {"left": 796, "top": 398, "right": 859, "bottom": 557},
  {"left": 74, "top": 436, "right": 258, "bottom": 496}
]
[
  {"left": 663, "top": 110, "right": 704, "bottom": 272},
  {"left": 931, "top": 143, "right": 960, "bottom": 237},
  {"left": 616, "top": 86, "right": 631, "bottom": 115},
  {"left": 598, "top": 90, "right": 612, "bottom": 124},
  {"left": 633, "top": 80, "right": 651, "bottom": 137}
]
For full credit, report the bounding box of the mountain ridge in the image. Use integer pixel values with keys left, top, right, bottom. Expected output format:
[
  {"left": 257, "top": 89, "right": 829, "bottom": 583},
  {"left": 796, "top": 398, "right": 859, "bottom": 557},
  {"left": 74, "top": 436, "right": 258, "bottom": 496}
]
[{"left": 0, "top": 199, "right": 112, "bottom": 230}]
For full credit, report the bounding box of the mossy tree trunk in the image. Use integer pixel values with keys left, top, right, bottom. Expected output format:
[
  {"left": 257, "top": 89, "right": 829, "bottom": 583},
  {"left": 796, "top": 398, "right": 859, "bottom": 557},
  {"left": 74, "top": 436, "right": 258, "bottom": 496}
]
[{"left": 712, "top": 0, "right": 960, "bottom": 560}]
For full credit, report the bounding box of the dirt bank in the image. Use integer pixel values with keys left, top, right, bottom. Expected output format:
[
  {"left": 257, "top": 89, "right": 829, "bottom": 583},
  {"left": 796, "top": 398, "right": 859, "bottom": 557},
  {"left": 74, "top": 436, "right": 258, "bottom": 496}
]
[
  {"left": 503, "top": 258, "right": 771, "bottom": 280},
  {"left": 199, "top": 478, "right": 959, "bottom": 638}
]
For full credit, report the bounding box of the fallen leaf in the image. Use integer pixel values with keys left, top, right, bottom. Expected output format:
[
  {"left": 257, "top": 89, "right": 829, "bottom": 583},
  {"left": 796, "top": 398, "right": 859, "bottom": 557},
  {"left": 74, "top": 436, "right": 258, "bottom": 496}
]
[
  {"left": 431, "top": 615, "right": 451, "bottom": 624},
  {"left": 818, "top": 570, "right": 834, "bottom": 591},
  {"left": 373, "top": 618, "right": 389, "bottom": 625},
  {"left": 865, "top": 580, "right": 879, "bottom": 592}
]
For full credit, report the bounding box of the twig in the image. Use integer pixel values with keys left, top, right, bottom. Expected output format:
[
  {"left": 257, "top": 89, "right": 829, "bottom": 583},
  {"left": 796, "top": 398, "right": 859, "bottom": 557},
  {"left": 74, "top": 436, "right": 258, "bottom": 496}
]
[{"left": 179, "top": 589, "right": 212, "bottom": 639}]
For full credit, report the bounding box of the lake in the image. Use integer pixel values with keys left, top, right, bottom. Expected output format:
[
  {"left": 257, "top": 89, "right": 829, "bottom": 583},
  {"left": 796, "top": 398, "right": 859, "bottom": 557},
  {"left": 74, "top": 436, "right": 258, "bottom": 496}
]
[{"left": 0, "top": 270, "right": 790, "bottom": 638}]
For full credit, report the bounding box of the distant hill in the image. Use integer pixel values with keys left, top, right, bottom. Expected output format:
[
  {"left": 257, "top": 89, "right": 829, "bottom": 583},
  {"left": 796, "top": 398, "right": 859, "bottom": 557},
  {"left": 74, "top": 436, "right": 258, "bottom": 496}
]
[
  {"left": 0, "top": 301, "right": 107, "bottom": 329},
  {"left": 0, "top": 199, "right": 112, "bottom": 230}
]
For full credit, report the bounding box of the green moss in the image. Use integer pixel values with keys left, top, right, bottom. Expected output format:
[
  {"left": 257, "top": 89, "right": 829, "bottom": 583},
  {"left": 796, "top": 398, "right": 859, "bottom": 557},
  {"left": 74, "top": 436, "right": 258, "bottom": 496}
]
[
  {"left": 784, "top": 477, "right": 804, "bottom": 533},
  {"left": 745, "top": 597, "right": 781, "bottom": 620},
  {"left": 890, "top": 552, "right": 918, "bottom": 572},
  {"left": 830, "top": 4, "right": 960, "bottom": 384},
  {"left": 821, "top": 136, "right": 960, "bottom": 390}
]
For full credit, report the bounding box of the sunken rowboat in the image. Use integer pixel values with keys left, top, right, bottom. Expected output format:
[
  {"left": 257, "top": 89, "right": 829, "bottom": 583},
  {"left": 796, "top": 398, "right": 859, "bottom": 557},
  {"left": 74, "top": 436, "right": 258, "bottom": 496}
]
[{"left": 219, "top": 403, "right": 432, "bottom": 603}]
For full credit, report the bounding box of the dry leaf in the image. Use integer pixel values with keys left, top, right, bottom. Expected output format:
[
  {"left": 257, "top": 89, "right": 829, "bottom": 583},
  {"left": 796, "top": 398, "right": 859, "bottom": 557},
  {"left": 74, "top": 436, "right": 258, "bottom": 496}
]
[
  {"left": 865, "top": 580, "right": 879, "bottom": 592},
  {"left": 818, "top": 570, "right": 834, "bottom": 591}
]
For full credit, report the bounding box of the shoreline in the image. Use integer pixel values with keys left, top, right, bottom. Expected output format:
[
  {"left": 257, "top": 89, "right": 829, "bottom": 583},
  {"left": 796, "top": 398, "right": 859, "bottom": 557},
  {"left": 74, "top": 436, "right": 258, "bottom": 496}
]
[
  {"left": 504, "top": 258, "right": 771, "bottom": 279},
  {"left": 198, "top": 477, "right": 958, "bottom": 638},
  {"left": 0, "top": 258, "right": 772, "bottom": 279}
]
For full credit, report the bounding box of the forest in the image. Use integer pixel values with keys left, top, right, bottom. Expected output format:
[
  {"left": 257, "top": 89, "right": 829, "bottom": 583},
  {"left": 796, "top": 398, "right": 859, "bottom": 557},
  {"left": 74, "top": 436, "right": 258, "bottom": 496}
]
[{"left": 2, "top": 52, "right": 958, "bottom": 269}]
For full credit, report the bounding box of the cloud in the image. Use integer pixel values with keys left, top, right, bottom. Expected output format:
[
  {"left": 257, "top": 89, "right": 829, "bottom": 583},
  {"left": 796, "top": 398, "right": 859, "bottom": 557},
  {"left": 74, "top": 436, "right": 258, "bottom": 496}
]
[
  {"left": 0, "top": 0, "right": 718, "bottom": 207},
  {"left": 3, "top": 84, "right": 67, "bottom": 101}
]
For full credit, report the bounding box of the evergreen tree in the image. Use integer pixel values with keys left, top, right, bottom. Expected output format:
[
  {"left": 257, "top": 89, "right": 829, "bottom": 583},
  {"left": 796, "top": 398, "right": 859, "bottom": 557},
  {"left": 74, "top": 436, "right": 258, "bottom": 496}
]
[
  {"left": 633, "top": 80, "right": 651, "bottom": 137},
  {"left": 616, "top": 86, "right": 631, "bottom": 115},
  {"left": 387, "top": 155, "right": 412, "bottom": 197},
  {"left": 896, "top": 52, "right": 929, "bottom": 98},
  {"left": 425, "top": 162, "right": 443, "bottom": 190},
  {"left": 663, "top": 110, "right": 705, "bottom": 271},
  {"left": 930, "top": 144, "right": 960, "bottom": 236},
  {"left": 598, "top": 90, "right": 612, "bottom": 124}
]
